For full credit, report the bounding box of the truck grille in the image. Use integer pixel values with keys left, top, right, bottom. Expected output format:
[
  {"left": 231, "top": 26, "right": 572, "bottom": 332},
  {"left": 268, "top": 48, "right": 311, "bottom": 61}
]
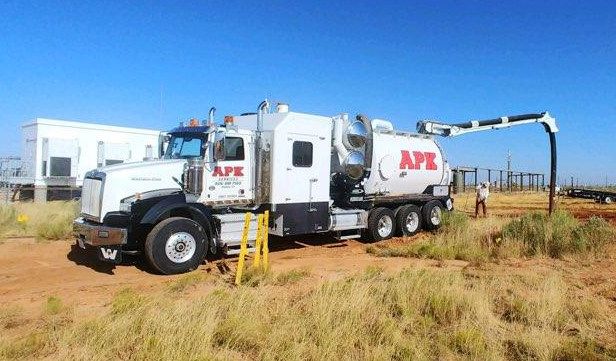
[{"left": 81, "top": 177, "right": 103, "bottom": 220}]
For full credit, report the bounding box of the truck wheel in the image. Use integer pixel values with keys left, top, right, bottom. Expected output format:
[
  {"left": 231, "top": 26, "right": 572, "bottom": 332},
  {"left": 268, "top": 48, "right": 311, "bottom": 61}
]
[
  {"left": 422, "top": 201, "right": 444, "bottom": 231},
  {"left": 605, "top": 197, "right": 613, "bottom": 204},
  {"left": 366, "top": 207, "right": 395, "bottom": 241},
  {"left": 145, "top": 217, "right": 207, "bottom": 275},
  {"left": 396, "top": 204, "right": 422, "bottom": 236}
]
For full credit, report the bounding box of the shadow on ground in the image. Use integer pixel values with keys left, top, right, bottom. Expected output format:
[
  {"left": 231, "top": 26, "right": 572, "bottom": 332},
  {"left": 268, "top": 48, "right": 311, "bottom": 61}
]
[{"left": 66, "top": 233, "right": 363, "bottom": 275}]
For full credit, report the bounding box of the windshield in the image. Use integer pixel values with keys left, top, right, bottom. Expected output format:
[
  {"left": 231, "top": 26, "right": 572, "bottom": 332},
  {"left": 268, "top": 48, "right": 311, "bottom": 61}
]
[{"left": 164, "top": 134, "right": 207, "bottom": 159}]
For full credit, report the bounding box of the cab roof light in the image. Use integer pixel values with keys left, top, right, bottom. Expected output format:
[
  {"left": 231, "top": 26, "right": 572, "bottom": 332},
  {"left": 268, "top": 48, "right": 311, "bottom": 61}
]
[
  {"left": 224, "top": 115, "right": 234, "bottom": 124},
  {"left": 189, "top": 118, "right": 199, "bottom": 127}
]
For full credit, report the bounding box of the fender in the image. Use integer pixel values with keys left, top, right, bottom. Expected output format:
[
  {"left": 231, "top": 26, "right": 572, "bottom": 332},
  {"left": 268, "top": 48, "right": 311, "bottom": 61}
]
[{"left": 139, "top": 194, "right": 215, "bottom": 251}]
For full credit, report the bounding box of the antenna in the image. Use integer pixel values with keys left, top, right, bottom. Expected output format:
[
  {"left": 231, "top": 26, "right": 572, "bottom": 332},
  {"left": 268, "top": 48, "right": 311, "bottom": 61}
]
[{"left": 159, "top": 84, "right": 164, "bottom": 123}]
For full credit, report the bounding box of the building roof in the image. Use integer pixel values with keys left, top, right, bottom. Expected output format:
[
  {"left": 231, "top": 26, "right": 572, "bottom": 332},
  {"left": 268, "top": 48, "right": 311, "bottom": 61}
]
[{"left": 23, "top": 117, "right": 161, "bottom": 135}]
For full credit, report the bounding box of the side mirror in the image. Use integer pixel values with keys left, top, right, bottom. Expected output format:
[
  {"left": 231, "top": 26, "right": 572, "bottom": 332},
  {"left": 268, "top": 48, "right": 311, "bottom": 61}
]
[
  {"left": 159, "top": 133, "right": 170, "bottom": 158},
  {"left": 214, "top": 138, "right": 225, "bottom": 161}
]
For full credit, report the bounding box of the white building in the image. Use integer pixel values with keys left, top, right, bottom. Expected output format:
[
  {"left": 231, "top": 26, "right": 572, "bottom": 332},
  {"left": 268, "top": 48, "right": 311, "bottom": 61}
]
[{"left": 11, "top": 118, "right": 163, "bottom": 201}]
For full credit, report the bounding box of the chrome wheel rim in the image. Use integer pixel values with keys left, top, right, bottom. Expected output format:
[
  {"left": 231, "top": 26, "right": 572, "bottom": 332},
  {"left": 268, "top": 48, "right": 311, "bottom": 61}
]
[
  {"left": 165, "top": 232, "right": 196, "bottom": 263},
  {"left": 430, "top": 207, "right": 442, "bottom": 226},
  {"left": 405, "top": 212, "right": 420, "bottom": 233},
  {"left": 606, "top": 197, "right": 613, "bottom": 204},
  {"left": 377, "top": 215, "right": 393, "bottom": 238}
]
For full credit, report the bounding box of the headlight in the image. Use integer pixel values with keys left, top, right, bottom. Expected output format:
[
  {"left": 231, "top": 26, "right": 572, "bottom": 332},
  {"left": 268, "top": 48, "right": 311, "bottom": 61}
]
[
  {"left": 119, "top": 200, "right": 132, "bottom": 213},
  {"left": 119, "top": 193, "right": 140, "bottom": 213}
]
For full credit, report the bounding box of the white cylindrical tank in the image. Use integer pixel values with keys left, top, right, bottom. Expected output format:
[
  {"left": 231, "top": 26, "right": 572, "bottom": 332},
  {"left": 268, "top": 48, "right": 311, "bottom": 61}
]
[{"left": 363, "top": 131, "right": 450, "bottom": 196}]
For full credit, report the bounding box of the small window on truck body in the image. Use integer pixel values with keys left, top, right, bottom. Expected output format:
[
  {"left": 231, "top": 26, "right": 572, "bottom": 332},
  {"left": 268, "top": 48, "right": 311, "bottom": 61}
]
[
  {"left": 224, "top": 137, "right": 245, "bottom": 161},
  {"left": 292, "top": 141, "right": 313, "bottom": 167}
]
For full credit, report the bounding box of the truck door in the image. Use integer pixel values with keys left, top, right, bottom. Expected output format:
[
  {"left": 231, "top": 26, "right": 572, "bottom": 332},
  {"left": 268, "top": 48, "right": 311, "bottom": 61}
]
[
  {"left": 278, "top": 133, "right": 329, "bottom": 235},
  {"left": 201, "top": 135, "right": 253, "bottom": 204}
]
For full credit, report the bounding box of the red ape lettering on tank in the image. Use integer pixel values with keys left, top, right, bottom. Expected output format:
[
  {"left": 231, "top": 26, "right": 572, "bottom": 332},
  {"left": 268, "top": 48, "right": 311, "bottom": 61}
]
[{"left": 399, "top": 150, "right": 438, "bottom": 170}]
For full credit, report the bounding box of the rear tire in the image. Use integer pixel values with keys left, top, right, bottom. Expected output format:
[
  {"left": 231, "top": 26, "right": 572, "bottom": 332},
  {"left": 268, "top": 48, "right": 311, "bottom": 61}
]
[
  {"left": 422, "top": 200, "right": 444, "bottom": 231},
  {"left": 145, "top": 217, "right": 207, "bottom": 275},
  {"left": 396, "top": 204, "right": 422, "bottom": 236},
  {"left": 604, "top": 196, "right": 613, "bottom": 204},
  {"left": 365, "top": 207, "right": 395, "bottom": 242}
]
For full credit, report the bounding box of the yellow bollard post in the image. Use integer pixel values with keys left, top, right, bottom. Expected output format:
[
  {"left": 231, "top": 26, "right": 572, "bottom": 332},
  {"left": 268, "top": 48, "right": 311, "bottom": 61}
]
[
  {"left": 235, "top": 212, "right": 252, "bottom": 285},
  {"left": 252, "top": 214, "right": 264, "bottom": 267},
  {"left": 262, "top": 210, "right": 270, "bottom": 270}
]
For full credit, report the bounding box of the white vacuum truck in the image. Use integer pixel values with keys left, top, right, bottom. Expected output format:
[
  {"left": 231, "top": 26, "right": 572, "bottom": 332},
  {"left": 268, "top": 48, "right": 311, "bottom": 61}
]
[{"left": 75, "top": 100, "right": 556, "bottom": 275}]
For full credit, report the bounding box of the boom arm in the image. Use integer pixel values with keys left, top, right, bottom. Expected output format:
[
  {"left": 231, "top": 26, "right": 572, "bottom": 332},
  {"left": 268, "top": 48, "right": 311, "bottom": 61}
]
[
  {"left": 417, "top": 112, "right": 558, "bottom": 215},
  {"left": 416, "top": 112, "right": 558, "bottom": 137}
]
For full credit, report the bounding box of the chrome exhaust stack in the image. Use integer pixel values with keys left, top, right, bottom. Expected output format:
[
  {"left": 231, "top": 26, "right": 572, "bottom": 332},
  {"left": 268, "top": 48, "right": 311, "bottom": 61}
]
[
  {"left": 207, "top": 107, "right": 216, "bottom": 125},
  {"left": 254, "top": 99, "right": 270, "bottom": 206}
]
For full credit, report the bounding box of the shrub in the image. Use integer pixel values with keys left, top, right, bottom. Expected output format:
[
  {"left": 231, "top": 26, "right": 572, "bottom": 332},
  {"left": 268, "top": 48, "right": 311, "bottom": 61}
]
[
  {"left": 440, "top": 210, "right": 470, "bottom": 233},
  {"left": 574, "top": 216, "right": 616, "bottom": 256},
  {"left": 503, "top": 211, "right": 615, "bottom": 258},
  {"left": 44, "top": 296, "right": 63, "bottom": 316},
  {"left": 371, "top": 210, "right": 615, "bottom": 262}
]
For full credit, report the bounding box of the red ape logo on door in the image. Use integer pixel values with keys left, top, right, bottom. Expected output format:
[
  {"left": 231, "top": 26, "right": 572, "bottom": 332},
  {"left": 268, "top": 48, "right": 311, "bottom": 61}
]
[
  {"left": 212, "top": 166, "right": 244, "bottom": 177},
  {"left": 399, "top": 150, "right": 438, "bottom": 170},
  {"left": 210, "top": 166, "right": 246, "bottom": 195}
]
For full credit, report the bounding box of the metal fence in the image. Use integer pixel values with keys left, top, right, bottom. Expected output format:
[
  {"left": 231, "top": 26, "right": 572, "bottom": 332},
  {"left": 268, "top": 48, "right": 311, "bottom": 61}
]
[{"left": 453, "top": 166, "right": 546, "bottom": 193}]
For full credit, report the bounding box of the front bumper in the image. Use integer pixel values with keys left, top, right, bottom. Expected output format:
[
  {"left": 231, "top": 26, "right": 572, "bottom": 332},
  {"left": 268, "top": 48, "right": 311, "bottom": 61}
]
[{"left": 73, "top": 217, "right": 128, "bottom": 247}]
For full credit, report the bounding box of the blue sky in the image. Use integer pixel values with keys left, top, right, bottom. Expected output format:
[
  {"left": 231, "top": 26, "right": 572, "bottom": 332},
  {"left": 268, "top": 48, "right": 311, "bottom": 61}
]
[{"left": 1, "top": 0, "right": 614, "bottom": 184}]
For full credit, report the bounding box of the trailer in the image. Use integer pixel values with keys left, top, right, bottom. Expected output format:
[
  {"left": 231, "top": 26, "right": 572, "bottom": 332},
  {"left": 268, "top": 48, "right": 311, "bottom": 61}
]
[
  {"left": 9, "top": 118, "right": 164, "bottom": 201},
  {"left": 564, "top": 188, "right": 615, "bottom": 204}
]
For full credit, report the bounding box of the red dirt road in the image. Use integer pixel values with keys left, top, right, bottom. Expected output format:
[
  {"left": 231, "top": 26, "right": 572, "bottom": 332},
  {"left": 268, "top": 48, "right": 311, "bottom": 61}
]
[{"left": 0, "top": 235, "right": 462, "bottom": 318}]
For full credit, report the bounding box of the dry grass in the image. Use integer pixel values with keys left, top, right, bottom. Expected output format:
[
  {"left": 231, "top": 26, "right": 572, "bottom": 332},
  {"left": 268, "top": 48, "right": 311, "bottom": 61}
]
[
  {"left": 0, "top": 201, "right": 78, "bottom": 240},
  {"left": 368, "top": 210, "right": 615, "bottom": 263},
  {"left": 1, "top": 267, "right": 615, "bottom": 360},
  {"left": 455, "top": 190, "right": 616, "bottom": 218},
  {"left": 1, "top": 193, "right": 615, "bottom": 360},
  {"left": 237, "top": 266, "right": 312, "bottom": 287}
]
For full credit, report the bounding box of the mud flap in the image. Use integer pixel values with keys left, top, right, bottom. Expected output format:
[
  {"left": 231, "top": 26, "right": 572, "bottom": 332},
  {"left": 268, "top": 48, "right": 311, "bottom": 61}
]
[{"left": 97, "top": 246, "right": 123, "bottom": 264}]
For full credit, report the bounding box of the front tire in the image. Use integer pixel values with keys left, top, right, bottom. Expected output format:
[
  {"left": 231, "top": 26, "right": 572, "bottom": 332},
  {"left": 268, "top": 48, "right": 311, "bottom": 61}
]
[
  {"left": 365, "top": 207, "right": 395, "bottom": 242},
  {"left": 422, "top": 200, "right": 444, "bottom": 231},
  {"left": 396, "top": 204, "right": 422, "bottom": 236},
  {"left": 145, "top": 217, "right": 207, "bottom": 275}
]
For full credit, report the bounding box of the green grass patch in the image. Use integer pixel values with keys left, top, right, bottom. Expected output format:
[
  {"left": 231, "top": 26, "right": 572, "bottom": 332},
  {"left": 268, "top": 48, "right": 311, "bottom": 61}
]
[
  {"left": 167, "top": 271, "right": 207, "bottom": 292},
  {"left": 43, "top": 296, "right": 62, "bottom": 316},
  {"left": 274, "top": 268, "right": 311, "bottom": 285}
]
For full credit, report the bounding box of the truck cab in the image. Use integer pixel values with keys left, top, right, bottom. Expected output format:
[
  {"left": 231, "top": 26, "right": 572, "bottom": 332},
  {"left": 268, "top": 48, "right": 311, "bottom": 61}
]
[{"left": 74, "top": 116, "right": 261, "bottom": 271}]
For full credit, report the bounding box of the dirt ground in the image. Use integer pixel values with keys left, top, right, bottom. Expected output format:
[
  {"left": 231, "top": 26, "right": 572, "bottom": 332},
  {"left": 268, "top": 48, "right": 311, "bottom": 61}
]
[{"left": 1, "top": 192, "right": 615, "bottom": 322}]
